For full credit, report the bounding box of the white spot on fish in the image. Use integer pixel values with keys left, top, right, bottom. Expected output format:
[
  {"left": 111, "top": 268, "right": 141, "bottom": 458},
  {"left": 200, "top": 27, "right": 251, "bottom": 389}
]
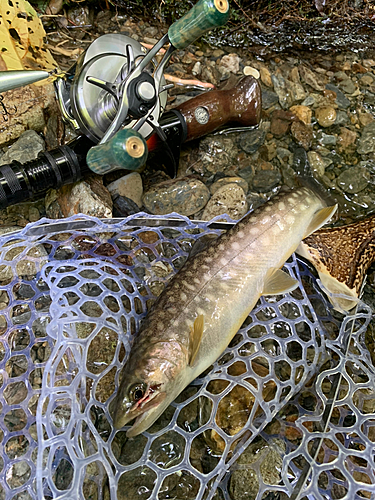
[
  {"left": 220, "top": 257, "right": 227, "bottom": 266},
  {"left": 168, "top": 307, "right": 177, "bottom": 314},
  {"left": 194, "top": 277, "right": 200, "bottom": 284},
  {"left": 180, "top": 292, "right": 187, "bottom": 301},
  {"left": 219, "top": 244, "right": 225, "bottom": 251},
  {"left": 288, "top": 197, "right": 294, "bottom": 203},
  {"left": 182, "top": 280, "right": 196, "bottom": 291},
  {"left": 292, "top": 192, "right": 299, "bottom": 198},
  {"left": 204, "top": 257, "right": 212, "bottom": 264},
  {"left": 265, "top": 206, "right": 272, "bottom": 212},
  {"left": 197, "top": 307, "right": 205, "bottom": 316},
  {"left": 157, "top": 322, "right": 164, "bottom": 331},
  {"left": 285, "top": 214, "right": 295, "bottom": 225},
  {"left": 194, "top": 296, "right": 201, "bottom": 303},
  {"left": 208, "top": 246, "right": 216, "bottom": 254},
  {"left": 237, "top": 231, "right": 245, "bottom": 238},
  {"left": 202, "top": 264, "right": 210, "bottom": 271},
  {"left": 278, "top": 202, "right": 285, "bottom": 210},
  {"left": 262, "top": 216, "right": 270, "bottom": 224},
  {"left": 232, "top": 242, "right": 240, "bottom": 250},
  {"left": 249, "top": 227, "right": 260, "bottom": 235}
]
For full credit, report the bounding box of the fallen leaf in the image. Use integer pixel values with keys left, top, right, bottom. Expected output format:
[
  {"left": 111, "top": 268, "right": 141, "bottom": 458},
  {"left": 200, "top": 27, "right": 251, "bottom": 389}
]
[{"left": 0, "top": 0, "right": 59, "bottom": 75}]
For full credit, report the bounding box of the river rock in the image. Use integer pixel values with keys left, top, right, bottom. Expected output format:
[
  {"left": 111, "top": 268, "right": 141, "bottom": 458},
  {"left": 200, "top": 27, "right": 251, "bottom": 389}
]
[
  {"left": 299, "top": 66, "right": 325, "bottom": 91},
  {"left": 289, "top": 105, "right": 312, "bottom": 125},
  {"left": 270, "top": 110, "right": 296, "bottom": 137},
  {"left": 143, "top": 178, "right": 210, "bottom": 216},
  {"left": 286, "top": 80, "right": 306, "bottom": 103},
  {"left": 271, "top": 74, "right": 288, "bottom": 109},
  {"left": 106, "top": 172, "right": 143, "bottom": 207},
  {"left": 220, "top": 53, "right": 240, "bottom": 74},
  {"left": 199, "top": 136, "right": 238, "bottom": 174},
  {"left": 335, "top": 110, "right": 349, "bottom": 125},
  {"left": 358, "top": 112, "right": 373, "bottom": 127},
  {"left": 243, "top": 66, "right": 260, "bottom": 79},
  {"left": 339, "top": 78, "right": 356, "bottom": 94},
  {"left": 0, "top": 130, "right": 44, "bottom": 165},
  {"left": 250, "top": 165, "right": 281, "bottom": 193},
  {"left": 260, "top": 66, "right": 273, "bottom": 87},
  {"left": 210, "top": 177, "right": 248, "bottom": 195},
  {"left": 239, "top": 129, "right": 265, "bottom": 154},
  {"left": 338, "top": 127, "right": 357, "bottom": 151},
  {"left": 357, "top": 122, "right": 375, "bottom": 154},
  {"left": 336, "top": 166, "right": 370, "bottom": 194},
  {"left": 261, "top": 90, "right": 279, "bottom": 109},
  {"left": 201, "top": 184, "right": 248, "bottom": 220},
  {"left": 307, "top": 151, "right": 325, "bottom": 177},
  {"left": 325, "top": 84, "right": 351, "bottom": 109},
  {"left": 315, "top": 106, "right": 337, "bottom": 127},
  {"left": 45, "top": 175, "right": 113, "bottom": 219},
  {"left": 316, "top": 131, "right": 337, "bottom": 146},
  {"left": 291, "top": 121, "right": 313, "bottom": 150}
]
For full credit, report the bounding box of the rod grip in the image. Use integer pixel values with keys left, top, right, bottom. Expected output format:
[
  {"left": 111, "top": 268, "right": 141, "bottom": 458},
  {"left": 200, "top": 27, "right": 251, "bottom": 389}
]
[
  {"left": 174, "top": 76, "right": 262, "bottom": 141},
  {"left": 86, "top": 129, "right": 148, "bottom": 175},
  {"left": 168, "top": 0, "right": 230, "bottom": 50}
]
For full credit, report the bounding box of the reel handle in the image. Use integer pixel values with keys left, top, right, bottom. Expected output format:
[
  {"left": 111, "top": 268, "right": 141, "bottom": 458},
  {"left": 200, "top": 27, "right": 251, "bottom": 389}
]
[
  {"left": 86, "top": 129, "right": 148, "bottom": 175},
  {"left": 168, "top": 0, "right": 230, "bottom": 50},
  {"left": 175, "top": 76, "right": 262, "bottom": 141}
]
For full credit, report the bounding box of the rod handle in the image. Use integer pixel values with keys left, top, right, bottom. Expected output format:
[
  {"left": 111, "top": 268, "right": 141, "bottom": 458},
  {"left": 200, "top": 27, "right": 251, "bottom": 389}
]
[{"left": 168, "top": 0, "right": 230, "bottom": 50}]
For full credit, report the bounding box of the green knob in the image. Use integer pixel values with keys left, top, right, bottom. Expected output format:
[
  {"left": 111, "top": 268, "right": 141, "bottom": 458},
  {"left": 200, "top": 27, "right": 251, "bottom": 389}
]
[
  {"left": 86, "top": 129, "right": 148, "bottom": 175},
  {"left": 168, "top": 0, "right": 230, "bottom": 50}
]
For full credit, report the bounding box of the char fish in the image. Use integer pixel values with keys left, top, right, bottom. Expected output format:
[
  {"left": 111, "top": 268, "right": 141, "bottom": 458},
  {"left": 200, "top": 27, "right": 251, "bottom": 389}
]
[{"left": 111, "top": 187, "right": 337, "bottom": 436}]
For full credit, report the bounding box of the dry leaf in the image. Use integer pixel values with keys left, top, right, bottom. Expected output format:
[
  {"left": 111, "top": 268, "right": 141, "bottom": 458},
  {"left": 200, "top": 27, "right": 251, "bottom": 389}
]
[{"left": 0, "top": 0, "right": 59, "bottom": 74}]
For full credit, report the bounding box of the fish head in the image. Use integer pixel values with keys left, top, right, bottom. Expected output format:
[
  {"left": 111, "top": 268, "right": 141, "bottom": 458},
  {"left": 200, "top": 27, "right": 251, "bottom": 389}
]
[{"left": 111, "top": 360, "right": 176, "bottom": 437}]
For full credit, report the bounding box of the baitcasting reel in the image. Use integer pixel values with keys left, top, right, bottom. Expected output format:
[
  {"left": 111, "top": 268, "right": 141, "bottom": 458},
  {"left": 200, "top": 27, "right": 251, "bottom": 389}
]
[{"left": 0, "top": 0, "right": 261, "bottom": 209}]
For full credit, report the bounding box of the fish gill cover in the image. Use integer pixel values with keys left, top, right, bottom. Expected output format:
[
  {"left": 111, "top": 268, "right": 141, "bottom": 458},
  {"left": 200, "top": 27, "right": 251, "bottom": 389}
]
[{"left": 0, "top": 213, "right": 372, "bottom": 500}]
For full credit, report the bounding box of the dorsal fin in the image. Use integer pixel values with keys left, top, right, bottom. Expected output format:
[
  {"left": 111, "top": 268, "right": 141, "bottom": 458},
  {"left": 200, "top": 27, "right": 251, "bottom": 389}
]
[
  {"left": 189, "top": 314, "right": 204, "bottom": 366},
  {"left": 303, "top": 205, "right": 337, "bottom": 238},
  {"left": 262, "top": 268, "right": 299, "bottom": 295}
]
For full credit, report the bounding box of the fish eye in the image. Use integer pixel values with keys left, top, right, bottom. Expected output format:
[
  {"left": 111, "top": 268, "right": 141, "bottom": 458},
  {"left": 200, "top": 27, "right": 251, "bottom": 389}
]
[{"left": 129, "top": 383, "right": 146, "bottom": 402}]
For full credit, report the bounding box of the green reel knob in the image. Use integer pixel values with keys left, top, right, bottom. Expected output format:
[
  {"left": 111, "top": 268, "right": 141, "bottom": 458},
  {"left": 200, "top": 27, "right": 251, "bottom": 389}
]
[
  {"left": 168, "top": 0, "right": 230, "bottom": 50},
  {"left": 86, "top": 129, "right": 148, "bottom": 175}
]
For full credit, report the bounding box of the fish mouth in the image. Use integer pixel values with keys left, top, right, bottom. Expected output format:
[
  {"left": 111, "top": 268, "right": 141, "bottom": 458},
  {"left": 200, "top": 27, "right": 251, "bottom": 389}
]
[{"left": 112, "top": 391, "right": 167, "bottom": 435}]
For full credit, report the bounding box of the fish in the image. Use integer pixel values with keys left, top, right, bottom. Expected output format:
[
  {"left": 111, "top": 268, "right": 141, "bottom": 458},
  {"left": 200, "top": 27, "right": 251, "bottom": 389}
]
[{"left": 110, "top": 187, "right": 337, "bottom": 437}]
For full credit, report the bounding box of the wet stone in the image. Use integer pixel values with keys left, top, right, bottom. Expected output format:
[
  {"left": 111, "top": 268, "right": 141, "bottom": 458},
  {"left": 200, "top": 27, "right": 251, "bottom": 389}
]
[
  {"left": 106, "top": 172, "right": 143, "bottom": 207},
  {"left": 270, "top": 110, "right": 295, "bottom": 137},
  {"left": 299, "top": 65, "right": 325, "bottom": 91},
  {"left": 316, "top": 131, "right": 337, "bottom": 146},
  {"left": 0, "top": 130, "right": 44, "bottom": 165},
  {"left": 239, "top": 129, "right": 265, "bottom": 154},
  {"left": 335, "top": 109, "right": 349, "bottom": 125},
  {"left": 307, "top": 151, "right": 325, "bottom": 177},
  {"left": 339, "top": 78, "right": 356, "bottom": 94},
  {"left": 46, "top": 174, "right": 112, "bottom": 219},
  {"left": 326, "top": 84, "right": 351, "bottom": 109},
  {"left": 219, "top": 53, "right": 240, "bottom": 74},
  {"left": 357, "top": 122, "right": 375, "bottom": 154},
  {"left": 143, "top": 178, "right": 210, "bottom": 216},
  {"left": 289, "top": 105, "right": 312, "bottom": 125},
  {"left": 198, "top": 136, "right": 238, "bottom": 174},
  {"left": 261, "top": 90, "right": 279, "bottom": 110},
  {"left": 336, "top": 166, "right": 370, "bottom": 194},
  {"left": 315, "top": 106, "right": 337, "bottom": 127},
  {"left": 202, "top": 184, "right": 248, "bottom": 221},
  {"left": 210, "top": 177, "right": 248, "bottom": 195},
  {"left": 290, "top": 121, "right": 313, "bottom": 150},
  {"left": 250, "top": 168, "right": 281, "bottom": 193}
]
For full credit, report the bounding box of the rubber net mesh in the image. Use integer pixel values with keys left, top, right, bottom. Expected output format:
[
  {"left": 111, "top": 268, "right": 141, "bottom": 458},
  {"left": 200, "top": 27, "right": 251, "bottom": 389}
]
[{"left": 0, "top": 213, "right": 372, "bottom": 500}]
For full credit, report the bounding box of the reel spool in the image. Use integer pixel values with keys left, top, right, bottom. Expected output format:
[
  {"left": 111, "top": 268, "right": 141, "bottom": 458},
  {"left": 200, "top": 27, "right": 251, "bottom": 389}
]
[{"left": 56, "top": 33, "right": 168, "bottom": 143}]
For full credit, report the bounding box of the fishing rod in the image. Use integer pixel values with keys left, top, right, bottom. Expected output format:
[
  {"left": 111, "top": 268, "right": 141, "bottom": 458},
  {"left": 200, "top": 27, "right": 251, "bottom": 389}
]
[{"left": 0, "top": 0, "right": 262, "bottom": 210}]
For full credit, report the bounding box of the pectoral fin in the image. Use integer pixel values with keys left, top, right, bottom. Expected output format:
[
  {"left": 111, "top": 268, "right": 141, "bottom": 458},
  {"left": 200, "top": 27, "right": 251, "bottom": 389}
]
[
  {"left": 303, "top": 205, "right": 337, "bottom": 238},
  {"left": 262, "top": 269, "right": 299, "bottom": 295},
  {"left": 189, "top": 314, "right": 204, "bottom": 366}
]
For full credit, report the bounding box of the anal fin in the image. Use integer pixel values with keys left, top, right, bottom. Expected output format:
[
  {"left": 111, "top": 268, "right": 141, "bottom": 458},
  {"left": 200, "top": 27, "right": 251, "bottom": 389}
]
[
  {"left": 262, "top": 268, "right": 299, "bottom": 295},
  {"left": 189, "top": 314, "right": 204, "bottom": 366},
  {"left": 303, "top": 205, "right": 337, "bottom": 238}
]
